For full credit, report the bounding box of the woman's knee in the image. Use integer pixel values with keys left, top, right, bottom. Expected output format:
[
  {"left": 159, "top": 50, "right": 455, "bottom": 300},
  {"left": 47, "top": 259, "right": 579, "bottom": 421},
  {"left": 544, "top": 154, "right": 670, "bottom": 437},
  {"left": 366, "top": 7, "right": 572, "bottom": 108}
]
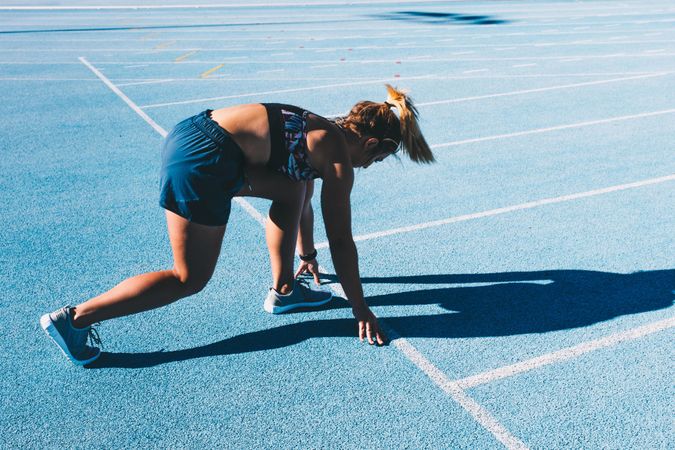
[{"left": 172, "top": 267, "right": 211, "bottom": 296}]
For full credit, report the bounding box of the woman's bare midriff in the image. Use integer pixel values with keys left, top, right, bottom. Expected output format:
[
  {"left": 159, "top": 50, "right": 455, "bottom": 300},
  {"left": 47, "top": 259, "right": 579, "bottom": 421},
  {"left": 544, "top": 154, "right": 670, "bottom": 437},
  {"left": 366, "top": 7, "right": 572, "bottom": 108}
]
[{"left": 209, "top": 104, "right": 271, "bottom": 165}]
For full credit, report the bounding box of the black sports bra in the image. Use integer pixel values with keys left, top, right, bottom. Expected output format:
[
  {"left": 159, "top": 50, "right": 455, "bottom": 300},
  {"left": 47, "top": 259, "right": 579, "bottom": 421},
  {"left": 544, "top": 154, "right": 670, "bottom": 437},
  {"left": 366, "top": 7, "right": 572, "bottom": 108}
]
[{"left": 262, "top": 103, "right": 321, "bottom": 181}]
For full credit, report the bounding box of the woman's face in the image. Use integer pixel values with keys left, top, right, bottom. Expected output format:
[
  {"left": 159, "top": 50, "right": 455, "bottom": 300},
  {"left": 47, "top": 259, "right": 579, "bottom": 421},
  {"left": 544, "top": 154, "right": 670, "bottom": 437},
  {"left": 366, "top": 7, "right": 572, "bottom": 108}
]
[{"left": 361, "top": 137, "right": 399, "bottom": 168}]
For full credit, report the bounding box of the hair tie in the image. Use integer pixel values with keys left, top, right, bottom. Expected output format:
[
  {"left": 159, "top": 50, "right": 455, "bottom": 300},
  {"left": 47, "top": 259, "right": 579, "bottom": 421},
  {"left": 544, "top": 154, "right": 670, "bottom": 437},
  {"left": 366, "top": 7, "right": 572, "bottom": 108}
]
[{"left": 384, "top": 101, "right": 394, "bottom": 108}]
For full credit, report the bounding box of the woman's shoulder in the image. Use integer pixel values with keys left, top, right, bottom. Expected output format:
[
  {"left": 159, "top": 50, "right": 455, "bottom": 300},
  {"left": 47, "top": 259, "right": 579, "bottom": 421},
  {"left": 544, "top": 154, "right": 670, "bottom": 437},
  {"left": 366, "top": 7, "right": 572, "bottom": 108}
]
[
  {"left": 306, "top": 115, "right": 347, "bottom": 154},
  {"left": 305, "top": 115, "right": 353, "bottom": 176}
]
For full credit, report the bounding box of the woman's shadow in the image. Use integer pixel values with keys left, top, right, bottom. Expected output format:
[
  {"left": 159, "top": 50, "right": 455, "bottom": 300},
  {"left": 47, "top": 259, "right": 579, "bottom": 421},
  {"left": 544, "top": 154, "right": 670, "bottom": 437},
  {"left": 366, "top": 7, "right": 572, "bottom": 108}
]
[{"left": 89, "top": 268, "right": 673, "bottom": 368}]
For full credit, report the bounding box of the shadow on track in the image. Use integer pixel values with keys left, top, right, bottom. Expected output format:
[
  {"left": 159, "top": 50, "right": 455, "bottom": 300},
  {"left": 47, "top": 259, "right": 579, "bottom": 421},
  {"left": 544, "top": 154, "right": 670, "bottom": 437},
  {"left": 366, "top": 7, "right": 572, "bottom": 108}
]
[
  {"left": 88, "top": 268, "right": 673, "bottom": 369},
  {"left": 373, "top": 11, "right": 510, "bottom": 26}
]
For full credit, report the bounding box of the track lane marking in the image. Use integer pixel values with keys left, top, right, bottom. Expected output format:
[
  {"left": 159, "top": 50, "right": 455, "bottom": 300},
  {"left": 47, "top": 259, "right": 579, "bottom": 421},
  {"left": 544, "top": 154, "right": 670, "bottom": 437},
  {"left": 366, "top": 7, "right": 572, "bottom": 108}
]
[
  {"left": 323, "top": 279, "right": 528, "bottom": 450},
  {"left": 456, "top": 317, "right": 675, "bottom": 389},
  {"left": 139, "top": 74, "right": 434, "bottom": 109},
  {"left": 174, "top": 50, "right": 198, "bottom": 62},
  {"left": 200, "top": 63, "right": 224, "bottom": 78},
  {"left": 324, "top": 72, "right": 669, "bottom": 117},
  {"left": 153, "top": 40, "right": 176, "bottom": 50},
  {"left": 79, "top": 57, "right": 166, "bottom": 137},
  {"left": 432, "top": 108, "right": 675, "bottom": 149},
  {"left": 315, "top": 174, "right": 675, "bottom": 249},
  {"left": 79, "top": 56, "right": 259, "bottom": 218},
  {"left": 416, "top": 72, "right": 669, "bottom": 108},
  {"left": 117, "top": 79, "right": 176, "bottom": 87}
]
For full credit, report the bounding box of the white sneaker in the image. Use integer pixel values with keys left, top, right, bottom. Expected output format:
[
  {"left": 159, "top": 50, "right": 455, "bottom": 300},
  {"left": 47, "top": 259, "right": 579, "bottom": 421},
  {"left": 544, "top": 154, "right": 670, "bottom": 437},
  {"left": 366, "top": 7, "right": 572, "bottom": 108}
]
[
  {"left": 263, "top": 280, "right": 333, "bottom": 314},
  {"left": 40, "top": 305, "right": 101, "bottom": 366}
]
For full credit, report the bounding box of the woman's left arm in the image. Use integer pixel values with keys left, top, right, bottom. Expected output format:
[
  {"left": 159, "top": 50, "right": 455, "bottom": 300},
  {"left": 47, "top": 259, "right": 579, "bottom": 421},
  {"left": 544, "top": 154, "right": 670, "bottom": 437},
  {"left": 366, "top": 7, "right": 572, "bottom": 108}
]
[{"left": 295, "top": 180, "right": 321, "bottom": 285}]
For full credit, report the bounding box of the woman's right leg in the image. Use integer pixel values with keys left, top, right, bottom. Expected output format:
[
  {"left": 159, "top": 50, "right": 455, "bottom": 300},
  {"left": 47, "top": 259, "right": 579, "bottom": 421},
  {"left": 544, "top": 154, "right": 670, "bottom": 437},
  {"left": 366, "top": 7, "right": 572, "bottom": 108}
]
[{"left": 71, "top": 210, "right": 226, "bottom": 328}]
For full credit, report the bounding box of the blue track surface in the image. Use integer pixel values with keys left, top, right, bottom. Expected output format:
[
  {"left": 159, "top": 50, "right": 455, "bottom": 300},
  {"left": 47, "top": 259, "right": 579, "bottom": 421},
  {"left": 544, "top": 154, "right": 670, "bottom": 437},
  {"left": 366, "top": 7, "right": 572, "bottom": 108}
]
[{"left": 1, "top": 1, "right": 673, "bottom": 448}]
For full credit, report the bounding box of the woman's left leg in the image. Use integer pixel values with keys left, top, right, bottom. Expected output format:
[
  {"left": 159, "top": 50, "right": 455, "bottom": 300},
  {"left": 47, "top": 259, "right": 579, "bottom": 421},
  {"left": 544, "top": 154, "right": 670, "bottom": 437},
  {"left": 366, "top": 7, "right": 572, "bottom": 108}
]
[{"left": 235, "top": 167, "right": 306, "bottom": 294}]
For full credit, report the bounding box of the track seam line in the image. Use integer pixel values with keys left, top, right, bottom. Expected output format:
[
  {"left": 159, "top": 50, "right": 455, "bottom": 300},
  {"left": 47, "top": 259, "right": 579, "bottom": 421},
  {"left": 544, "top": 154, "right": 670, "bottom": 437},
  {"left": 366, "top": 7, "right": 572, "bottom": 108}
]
[{"left": 78, "top": 55, "right": 527, "bottom": 450}]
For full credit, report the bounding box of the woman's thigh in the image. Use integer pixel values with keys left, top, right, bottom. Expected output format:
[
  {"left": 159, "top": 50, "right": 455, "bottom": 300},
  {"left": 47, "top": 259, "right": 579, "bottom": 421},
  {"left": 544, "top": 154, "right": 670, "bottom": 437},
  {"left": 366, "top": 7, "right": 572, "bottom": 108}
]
[
  {"left": 235, "top": 166, "right": 306, "bottom": 205},
  {"left": 166, "top": 210, "right": 226, "bottom": 288}
]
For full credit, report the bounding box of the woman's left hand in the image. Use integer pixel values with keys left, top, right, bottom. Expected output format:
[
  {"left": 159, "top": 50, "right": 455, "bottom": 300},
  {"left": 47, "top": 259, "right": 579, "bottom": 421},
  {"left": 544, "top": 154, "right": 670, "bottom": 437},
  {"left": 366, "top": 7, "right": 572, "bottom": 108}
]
[{"left": 294, "top": 258, "right": 321, "bottom": 285}]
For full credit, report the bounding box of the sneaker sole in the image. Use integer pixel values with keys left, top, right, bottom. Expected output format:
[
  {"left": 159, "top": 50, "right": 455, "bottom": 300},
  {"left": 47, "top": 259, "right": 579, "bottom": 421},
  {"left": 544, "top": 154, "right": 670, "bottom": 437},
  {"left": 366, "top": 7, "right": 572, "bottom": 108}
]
[
  {"left": 264, "top": 294, "right": 333, "bottom": 314},
  {"left": 40, "top": 314, "right": 101, "bottom": 366}
]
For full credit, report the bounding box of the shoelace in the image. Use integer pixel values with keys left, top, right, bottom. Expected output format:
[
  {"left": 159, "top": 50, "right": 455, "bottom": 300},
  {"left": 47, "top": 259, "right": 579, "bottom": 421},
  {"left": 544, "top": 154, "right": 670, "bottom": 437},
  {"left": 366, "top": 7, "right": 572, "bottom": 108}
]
[{"left": 87, "top": 323, "right": 103, "bottom": 349}]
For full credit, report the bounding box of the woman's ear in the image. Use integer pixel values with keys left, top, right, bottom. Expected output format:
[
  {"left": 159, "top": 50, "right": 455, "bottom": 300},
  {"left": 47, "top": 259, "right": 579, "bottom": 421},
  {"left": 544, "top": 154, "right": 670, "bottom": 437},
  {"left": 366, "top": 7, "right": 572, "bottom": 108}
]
[{"left": 364, "top": 137, "right": 380, "bottom": 151}]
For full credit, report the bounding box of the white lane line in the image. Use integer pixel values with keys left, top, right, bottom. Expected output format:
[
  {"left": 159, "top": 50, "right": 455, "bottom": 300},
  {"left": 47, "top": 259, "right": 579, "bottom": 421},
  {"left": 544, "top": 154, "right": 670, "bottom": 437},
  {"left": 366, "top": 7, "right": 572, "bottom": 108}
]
[
  {"left": 140, "top": 70, "right": 669, "bottom": 112},
  {"left": 256, "top": 68, "right": 285, "bottom": 74},
  {"left": 0, "top": 0, "right": 461, "bottom": 9},
  {"left": 79, "top": 55, "right": 525, "bottom": 448},
  {"left": 233, "top": 198, "right": 266, "bottom": 226},
  {"left": 5, "top": 20, "right": 674, "bottom": 40},
  {"left": 9, "top": 39, "right": 675, "bottom": 51},
  {"left": 456, "top": 317, "right": 675, "bottom": 389},
  {"left": 315, "top": 174, "right": 675, "bottom": 249},
  {"left": 512, "top": 63, "right": 537, "bottom": 68},
  {"left": 416, "top": 73, "right": 669, "bottom": 108},
  {"left": 1, "top": 72, "right": 656, "bottom": 84},
  {"left": 310, "top": 64, "right": 339, "bottom": 69},
  {"left": 139, "top": 74, "right": 434, "bottom": 109},
  {"left": 124, "top": 64, "right": 148, "bottom": 68},
  {"left": 80, "top": 56, "right": 264, "bottom": 225},
  {"left": 325, "top": 279, "right": 528, "bottom": 450},
  {"left": 432, "top": 108, "right": 675, "bottom": 149},
  {"left": 117, "top": 78, "right": 176, "bottom": 87},
  {"left": 221, "top": 56, "right": 249, "bottom": 61},
  {"left": 46, "top": 52, "right": 675, "bottom": 66},
  {"left": 324, "top": 72, "right": 669, "bottom": 117},
  {"left": 0, "top": 3, "right": 663, "bottom": 12},
  {"left": 79, "top": 57, "right": 167, "bottom": 137},
  {"left": 645, "top": 48, "right": 666, "bottom": 53}
]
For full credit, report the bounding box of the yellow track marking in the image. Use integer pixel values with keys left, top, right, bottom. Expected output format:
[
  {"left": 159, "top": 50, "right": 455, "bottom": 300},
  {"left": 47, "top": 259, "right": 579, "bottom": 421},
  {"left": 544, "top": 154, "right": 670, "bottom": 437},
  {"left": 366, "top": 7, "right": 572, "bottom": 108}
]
[
  {"left": 200, "top": 63, "right": 224, "bottom": 78},
  {"left": 153, "top": 40, "right": 176, "bottom": 50},
  {"left": 175, "top": 50, "right": 198, "bottom": 62}
]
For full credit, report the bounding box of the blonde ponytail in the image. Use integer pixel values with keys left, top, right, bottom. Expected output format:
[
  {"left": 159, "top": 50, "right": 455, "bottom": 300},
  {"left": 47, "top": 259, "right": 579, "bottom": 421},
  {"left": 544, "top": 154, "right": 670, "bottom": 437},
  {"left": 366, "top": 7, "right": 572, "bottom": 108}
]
[
  {"left": 336, "top": 85, "right": 435, "bottom": 164},
  {"left": 384, "top": 84, "right": 435, "bottom": 164}
]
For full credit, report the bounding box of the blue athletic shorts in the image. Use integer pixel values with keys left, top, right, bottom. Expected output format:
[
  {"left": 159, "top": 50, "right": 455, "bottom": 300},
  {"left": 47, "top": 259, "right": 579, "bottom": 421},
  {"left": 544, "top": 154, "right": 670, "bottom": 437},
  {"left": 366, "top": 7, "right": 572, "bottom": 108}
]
[{"left": 159, "top": 110, "right": 245, "bottom": 226}]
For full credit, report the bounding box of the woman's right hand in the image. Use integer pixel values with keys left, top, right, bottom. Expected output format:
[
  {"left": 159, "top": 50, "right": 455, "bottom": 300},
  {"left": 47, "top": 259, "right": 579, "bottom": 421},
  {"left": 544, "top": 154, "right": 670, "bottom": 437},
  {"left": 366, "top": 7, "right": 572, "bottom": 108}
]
[
  {"left": 294, "top": 258, "right": 321, "bottom": 285},
  {"left": 351, "top": 304, "right": 387, "bottom": 345}
]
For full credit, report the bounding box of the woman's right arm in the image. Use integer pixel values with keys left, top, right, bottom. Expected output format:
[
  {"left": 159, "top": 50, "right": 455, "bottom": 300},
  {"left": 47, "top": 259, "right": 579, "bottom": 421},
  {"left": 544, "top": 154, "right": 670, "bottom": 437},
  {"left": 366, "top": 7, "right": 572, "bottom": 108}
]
[{"left": 320, "top": 163, "right": 386, "bottom": 345}]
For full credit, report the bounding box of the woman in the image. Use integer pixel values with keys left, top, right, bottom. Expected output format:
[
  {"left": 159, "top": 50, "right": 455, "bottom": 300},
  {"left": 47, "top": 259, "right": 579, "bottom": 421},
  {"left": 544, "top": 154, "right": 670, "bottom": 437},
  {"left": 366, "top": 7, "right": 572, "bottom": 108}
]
[{"left": 40, "top": 84, "right": 434, "bottom": 365}]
